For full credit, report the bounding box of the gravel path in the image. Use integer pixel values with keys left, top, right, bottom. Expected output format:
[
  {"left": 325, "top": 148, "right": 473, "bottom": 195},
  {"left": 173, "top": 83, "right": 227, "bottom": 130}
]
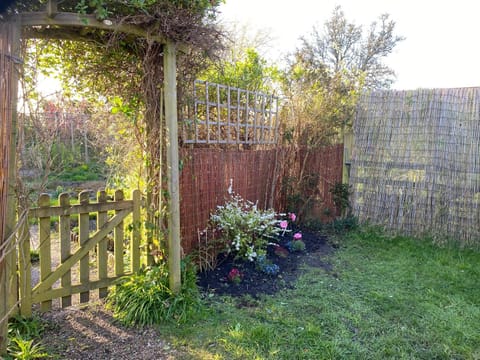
[{"left": 40, "top": 302, "right": 186, "bottom": 359}]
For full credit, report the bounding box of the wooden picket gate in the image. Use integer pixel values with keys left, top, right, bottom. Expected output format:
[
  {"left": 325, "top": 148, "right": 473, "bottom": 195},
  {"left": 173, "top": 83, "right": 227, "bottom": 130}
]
[{"left": 19, "top": 189, "right": 142, "bottom": 316}]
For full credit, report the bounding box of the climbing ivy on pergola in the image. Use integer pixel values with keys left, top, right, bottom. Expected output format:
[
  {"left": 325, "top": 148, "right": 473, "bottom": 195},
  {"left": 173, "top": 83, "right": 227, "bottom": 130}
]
[{"left": 1, "top": 0, "right": 183, "bottom": 314}]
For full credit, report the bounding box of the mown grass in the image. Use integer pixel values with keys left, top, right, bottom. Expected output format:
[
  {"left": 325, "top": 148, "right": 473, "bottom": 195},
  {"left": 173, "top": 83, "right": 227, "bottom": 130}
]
[{"left": 162, "top": 227, "right": 480, "bottom": 359}]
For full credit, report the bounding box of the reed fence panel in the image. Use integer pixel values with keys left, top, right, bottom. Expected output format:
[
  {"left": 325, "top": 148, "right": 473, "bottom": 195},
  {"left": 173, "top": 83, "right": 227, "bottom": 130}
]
[
  {"left": 179, "top": 145, "right": 343, "bottom": 253},
  {"left": 351, "top": 88, "right": 480, "bottom": 246},
  {"left": 0, "top": 21, "right": 18, "bottom": 353}
]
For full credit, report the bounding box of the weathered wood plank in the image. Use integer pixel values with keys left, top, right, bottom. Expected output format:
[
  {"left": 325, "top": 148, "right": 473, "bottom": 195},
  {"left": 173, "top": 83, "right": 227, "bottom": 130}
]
[
  {"left": 97, "top": 191, "right": 108, "bottom": 298},
  {"left": 59, "top": 193, "right": 71, "bottom": 308},
  {"left": 28, "top": 199, "right": 133, "bottom": 218},
  {"left": 79, "top": 191, "right": 90, "bottom": 303},
  {"left": 38, "top": 194, "right": 52, "bottom": 312},
  {"left": 2, "top": 22, "right": 21, "bottom": 352},
  {"left": 19, "top": 12, "right": 166, "bottom": 44},
  {"left": 18, "top": 213, "right": 32, "bottom": 317},
  {"left": 131, "top": 189, "right": 141, "bottom": 272},
  {"left": 31, "top": 275, "right": 131, "bottom": 303},
  {"left": 114, "top": 190, "right": 124, "bottom": 277},
  {"left": 164, "top": 41, "right": 181, "bottom": 293},
  {"left": 32, "top": 209, "right": 130, "bottom": 294}
]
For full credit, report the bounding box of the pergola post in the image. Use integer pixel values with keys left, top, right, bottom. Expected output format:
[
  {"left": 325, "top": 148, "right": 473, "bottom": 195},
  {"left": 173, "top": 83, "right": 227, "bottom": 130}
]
[
  {"left": 163, "top": 40, "right": 181, "bottom": 294},
  {"left": 1, "top": 19, "right": 21, "bottom": 354}
]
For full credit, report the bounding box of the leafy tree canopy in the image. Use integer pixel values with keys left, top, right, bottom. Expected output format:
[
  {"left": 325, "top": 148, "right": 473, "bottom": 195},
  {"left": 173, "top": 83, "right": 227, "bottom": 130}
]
[
  {"left": 293, "top": 5, "right": 404, "bottom": 90},
  {"left": 200, "top": 47, "right": 278, "bottom": 93},
  {"left": 281, "top": 6, "right": 404, "bottom": 147}
]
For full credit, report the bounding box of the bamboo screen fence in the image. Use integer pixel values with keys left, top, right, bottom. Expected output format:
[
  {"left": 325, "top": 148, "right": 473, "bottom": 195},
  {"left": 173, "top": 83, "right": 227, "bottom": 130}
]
[
  {"left": 351, "top": 88, "right": 480, "bottom": 246},
  {"left": 1, "top": 21, "right": 16, "bottom": 350},
  {"left": 0, "top": 24, "right": 12, "bottom": 261}
]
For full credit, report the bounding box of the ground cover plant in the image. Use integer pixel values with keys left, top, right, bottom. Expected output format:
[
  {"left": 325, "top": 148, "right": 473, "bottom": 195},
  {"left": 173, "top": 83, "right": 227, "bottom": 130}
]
[
  {"left": 28, "top": 225, "right": 480, "bottom": 359},
  {"left": 6, "top": 315, "right": 48, "bottom": 359},
  {"left": 162, "top": 227, "right": 480, "bottom": 359},
  {"left": 106, "top": 258, "right": 202, "bottom": 326}
]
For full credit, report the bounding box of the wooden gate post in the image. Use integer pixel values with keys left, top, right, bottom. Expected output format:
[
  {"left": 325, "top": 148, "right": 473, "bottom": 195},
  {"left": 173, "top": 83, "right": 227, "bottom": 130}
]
[
  {"left": 164, "top": 40, "right": 181, "bottom": 294},
  {"left": 342, "top": 130, "right": 353, "bottom": 185},
  {"left": 1, "top": 19, "right": 21, "bottom": 355}
]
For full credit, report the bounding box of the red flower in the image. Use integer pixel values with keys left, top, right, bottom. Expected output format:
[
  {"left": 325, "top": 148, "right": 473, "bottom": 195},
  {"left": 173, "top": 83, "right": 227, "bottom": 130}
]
[{"left": 228, "top": 268, "right": 242, "bottom": 283}]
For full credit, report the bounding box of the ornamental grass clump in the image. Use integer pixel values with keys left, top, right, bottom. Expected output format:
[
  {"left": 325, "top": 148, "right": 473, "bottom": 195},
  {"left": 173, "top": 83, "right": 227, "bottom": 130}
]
[
  {"left": 106, "top": 259, "right": 201, "bottom": 326},
  {"left": 211, "top": 193, "right": 280, "bottom": 262}
]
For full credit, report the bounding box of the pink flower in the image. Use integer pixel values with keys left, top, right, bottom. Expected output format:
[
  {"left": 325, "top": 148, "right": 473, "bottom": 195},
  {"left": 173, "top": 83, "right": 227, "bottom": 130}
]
[
  {"left": 293, "top": 232, "right": 302, "bottom": 240},
  {"left": 280, "top": 220, "right": 288, "bottom": 229},
  {"left": 228, "top": 268, "right": 242, "bottom": 283},
  {"left": 289, "top": 213, "right": 296, "bottom": 222}
]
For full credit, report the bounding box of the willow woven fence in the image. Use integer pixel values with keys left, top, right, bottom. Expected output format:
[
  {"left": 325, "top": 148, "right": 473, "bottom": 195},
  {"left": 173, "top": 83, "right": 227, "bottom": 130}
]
[{"left": 351, "top": 88, "right": 480, "bottom": 246}]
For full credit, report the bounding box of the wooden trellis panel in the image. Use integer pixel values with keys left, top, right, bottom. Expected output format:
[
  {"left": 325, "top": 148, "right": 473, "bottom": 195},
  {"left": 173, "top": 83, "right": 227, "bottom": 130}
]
[{"left": 183, "top": 80, "right": 279, "bottom": 145}]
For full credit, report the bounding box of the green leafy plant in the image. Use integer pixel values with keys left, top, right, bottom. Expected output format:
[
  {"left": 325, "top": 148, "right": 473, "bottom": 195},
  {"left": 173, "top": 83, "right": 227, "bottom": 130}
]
[
  {"left": 7, "top": 315, "right": 48, "bottom": 359},
  {"left": 30, "top": 249, "right": 40, "bottom": 263},
  {"left": 6, "top": 337, "right": 49, "bottom": 360},
  {"left": 106, "top": 258, "right": 202, "bottom": 326},
  {"left": 8, "top": 315, "right": 45, "bottom": 341},
  {"left": 330, "top": 215, "right": 358, "bottom": 234},
  {"left": 287, "top": 239, "right": 306, "bottom": 252},
  {"left": 210, "top": 193, "right": 280, "bottom": 262},
  {"left": 329, "top": 182, "right": 352, "bottom": 217}
]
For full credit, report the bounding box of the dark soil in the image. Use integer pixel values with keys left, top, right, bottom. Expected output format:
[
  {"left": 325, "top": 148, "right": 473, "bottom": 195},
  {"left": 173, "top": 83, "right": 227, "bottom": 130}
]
[
  {"left": 197, "top": 227, "right": 335, "bottom": 298},
  {"left": 37, "top": 227, "right": 335, "bottom": 359}
]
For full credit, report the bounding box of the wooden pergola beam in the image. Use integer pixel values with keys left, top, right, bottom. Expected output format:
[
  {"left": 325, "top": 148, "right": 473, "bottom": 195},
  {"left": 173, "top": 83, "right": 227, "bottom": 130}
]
[{"left": 19, "top": 12, "right": 167, "bottom": 44}]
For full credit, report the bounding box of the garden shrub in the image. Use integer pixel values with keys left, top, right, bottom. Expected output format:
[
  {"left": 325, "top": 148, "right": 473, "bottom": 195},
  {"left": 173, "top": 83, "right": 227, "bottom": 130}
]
[
  {"left": 210, "top": 193, "right": 280, "bottom": 262},
  {"left": 106, "top": 258, "right": 202, "bottom": 326}
]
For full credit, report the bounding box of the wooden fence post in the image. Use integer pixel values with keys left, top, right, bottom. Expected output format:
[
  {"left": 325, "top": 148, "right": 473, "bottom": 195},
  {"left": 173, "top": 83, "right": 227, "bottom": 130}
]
[
  {"left": 97, "top": 190, "right": 108, "bottom": 298},
  {"left": 131, "top": 189, "right": 141, "bottom": 272},
  {"left": 79, "top": 191, "right": 90, "bottom": 303},
  {"left": 164, "top": 40, "right": 181, "bottom": 294},
  {"left": 19, "top": 214, "right": 32, "bottom": 317},
  {"left": 114, "top": 190, "right": 124, "bottom": 277},
  {"left": 0, "top": 20, "right": 21, "bottom": 355},
  {"left": 343, "top": 130, "right": 353, "bottom": 185},
  {"left": 59, "top": 193, "right": 72, "bottom": 307},
  {"left": 39, "top": 194, "right": 52, "bottom": 312}
]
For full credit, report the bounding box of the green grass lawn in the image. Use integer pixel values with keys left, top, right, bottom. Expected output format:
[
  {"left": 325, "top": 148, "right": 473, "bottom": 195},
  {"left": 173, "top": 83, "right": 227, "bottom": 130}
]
[{"left": 162, "top": 227, "right": 480, "bottom": 359}]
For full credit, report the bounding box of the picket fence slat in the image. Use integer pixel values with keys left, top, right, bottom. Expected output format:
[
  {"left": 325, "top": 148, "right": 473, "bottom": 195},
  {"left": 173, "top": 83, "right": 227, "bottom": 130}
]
[
  {"left": 19, "top": 189, "right": 142, "bottom": 315},
  {"left": 31, "top": 275, "right": 128, "bottom": 304},
  {"left": 97, "top": 191, "right": 108, "bottom": 299},
  {"left": 38, "top": 194, "right": 52, "bottom": 312},
  {"left": 32, "top": 208, "right": 130, "bottom": 295},
  {"left": 79, "top": 191, "right": 90, "bottom": 304},
  {"left": 131, "top": 189, "right": 141, "bottom": 273},
  {"left": 59, "top": 193, "right": 71, "bottom": 307},
  {"left": 28, "top": 199, "right": 134, "bottom": 218},
  {"left": 18, "top": 217, "right": 31, "bottom": 316},
  {"left": 114, "top": 190, "right": 124, "bottom": 278}
]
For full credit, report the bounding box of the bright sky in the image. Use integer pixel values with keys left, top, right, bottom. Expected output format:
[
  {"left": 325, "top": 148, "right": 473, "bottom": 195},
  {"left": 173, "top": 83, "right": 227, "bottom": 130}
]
[{"left": 218, "top": 0, "right": 480, "bottom": 90}]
